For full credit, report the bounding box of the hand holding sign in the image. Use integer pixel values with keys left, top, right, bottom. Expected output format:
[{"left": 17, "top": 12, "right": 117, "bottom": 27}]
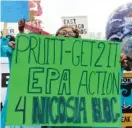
[{"left": 1, "top": 0, "right": 29, "bottom": 22}]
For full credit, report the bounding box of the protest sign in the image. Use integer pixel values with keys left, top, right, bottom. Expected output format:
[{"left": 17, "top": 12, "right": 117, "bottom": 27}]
[
  {"left": 0, "top": 57, "right": 9, "bottom": 110},
  {"left": 1, "top": 0, "right": 29, "bottom": 22},
  {"left": 61, "top": 16, "right": 88, "bottom": 38},
  {"left": 121, "top": 72, "right": 132, "bottom": 127},
  {"left": 6, "top": 34, "right": 121, "bottom": 127},
  {"left": 24, "top": 20, "right": 50, "bottom": 35},
  {"left": 0, "top": 22, "right": 19, "bottom": 36}
]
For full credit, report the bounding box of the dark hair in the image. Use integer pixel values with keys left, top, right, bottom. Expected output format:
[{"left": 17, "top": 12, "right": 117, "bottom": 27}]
[
  {"left": 55, "top": 26, "right": 80, "bottom": 38},
  {"left": 6, "top": 35, "right": 15, "bottom": 42},
  {"left": 18, "top": 18, "right": 25, "bottom": 33}
]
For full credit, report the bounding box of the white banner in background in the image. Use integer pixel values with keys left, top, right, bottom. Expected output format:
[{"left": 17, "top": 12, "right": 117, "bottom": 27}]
[
  {"left": 0, "top": 22, "right": 18, "bottom": 36},
  {"left": 61, "top": 16, "right": 88, "bottom": 38},
  {"left": 0, "top": 57, "right": 9, "bottom": 109}
]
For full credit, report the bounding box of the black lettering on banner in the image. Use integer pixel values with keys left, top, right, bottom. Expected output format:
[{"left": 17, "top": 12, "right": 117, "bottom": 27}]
[
  {"left": 81, "top": 40, "right": 88, "bottom": 66},
  {"left": 58, "top": 96, "right": 66, "bottom": 123},
  {"left": 28, "top": 67, "right": 44, "bottom": 93},
  {"left": 107, "top": 43, "right": 119, "bottom": 67},
  {"left": 105, "top": 72, "right": 120, "bottom": 95},
  {"left": 77, "top": 71, "right": 88, "bottom": 95},
  {"left": 92, "top": 98, "right": 103, "bottom": 122},
  {"left": 88, "top": 71, "right": 95, "bottom": 95},
  {"left": 73, "top": 97, "right": 88, "bottom": 124},
  {"left": 66, "top": 96, "right": 75, "bottom": 123},
  {"left": 32, "top": 97, "right": 44, "bottom": 124},
  {"left": 80, "top": 29, "right": 83, "bottom": 34},
  {"left": 73, "top": 97, "right": 80, "bottom": 123},
  {"left": 92, "top": 97, "right": 120, "bottom": 123},
  {"left": 43, "top": 97, "right": 50, "bottom": 123},
  {"left": 72, "top": 40, "right": 81, "bottom": 66},
  {"left": 77, "top": 97, "right": 87, "bottom": 123},
  {"left": 73, "top": 19, "right": 76, "bottom": 24},
  {"left": 101, "top": 71, "right": 107, "bottom": 95},
  {"left": 63, "top": 19, "right": 67, "bottom": 25},
  {"left": 90, "top": 41, "right": 95, "bottom": 66},
  {"left": 58, "top": 69, "right": 71, "bottom": 95},
  {"left": 15, "top": 96, "right": 26, "bottom": 124},
  {"left": 2, "top": 73, "right": 10, "bottom": 87},
  {"left": 78, "top": 24, "right": 84, "bottom": 29},
  {"left": 63, "top": 19, "right": 76, "bottom": 25},
  {"left": 32, "top": 97, "right": 50, "bottom": 124},
  {"left": 44, "top": 38, "right": 50, "bottom": 64},
  {"left": 1, "top": 102, "right": 3, "bottom": 111},
  {"left": 37, "top": 37, "right": 45, "bottom": 65},
  {"left": 94, "top": 42, "right": 105, "bottom": 67},
  {"left": 96, "top": 71, "right": 105, "bottom": 94},
  {"left": 49, "top": 96, "right": 59, "bottom": 123},
  {"left": 37, "top": 37, "right": 59, "bottom": 65},
  {"left": 32, "top": 96, "right": 89, "bottom": 124},
  {"left": 106, "top": 73, "right": 113, "bottom": 95},
  {"left": 59, "top": 39, "right": 65, "bottom": 65},
  {"left": 28, "top": 36, "right": 38, "bottom": 63},
  {"left": 46, "top": 68, "right": 60, "bottom": 94},
  {"left": 107, "top": 43, "right": 112, "bottom": 67},
  {"left": 34, "top": 96, "right": 125, "bottom": 124},
  {"left": 10, "top": 29, "right": 14, "bottom": 34},
  {"left": 122, "top": 78, "right": 128, "bottom": 83},
  {"left": 110, "top": 97, "right": 120, "bottom": 122},
  {"left": 15, "top": 35, "right": 30, "bottom": 63},
  {"left": 122, "top": 116, "right": 131, "bottom": 122},
  {"left": 102, "top": 98, "right": 111, "bottom": 122},
  {"left": 121, "top": 78, "right": 132, "bottom": 83},
  {"left": 83, "top": 29, "right": 87, "bottom": 34}
]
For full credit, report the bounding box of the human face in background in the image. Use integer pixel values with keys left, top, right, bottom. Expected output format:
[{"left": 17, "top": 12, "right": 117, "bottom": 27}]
[{"left": 57, "top": 27, "right": 76, "bottom": 38}]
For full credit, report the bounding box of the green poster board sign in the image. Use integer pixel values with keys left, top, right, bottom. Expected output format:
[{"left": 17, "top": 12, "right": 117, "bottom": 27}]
[{"left": 6, "top": 34, "right": 122, "bottom": 127}]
